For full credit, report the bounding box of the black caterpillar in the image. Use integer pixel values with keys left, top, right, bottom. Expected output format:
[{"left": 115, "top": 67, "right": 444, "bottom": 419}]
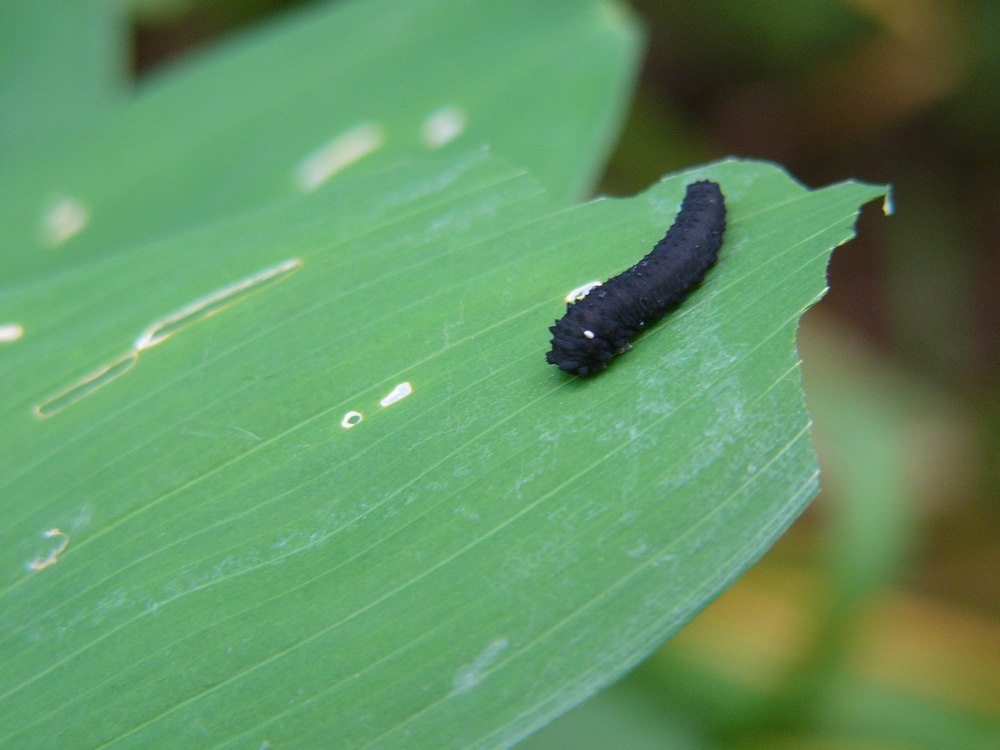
[{"left": 546, "top": 180, "right": 726, "bottom": 377}]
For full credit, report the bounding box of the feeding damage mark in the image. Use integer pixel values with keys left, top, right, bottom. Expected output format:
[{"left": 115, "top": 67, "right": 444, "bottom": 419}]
[
  {"left": 33, "top": 258, "right": 302, "bottom": 419},
  {"left": 34, "top": 353, "right": 138, "bottom": 418},
  {"left": 451, "top": 636, "right": 509, "bottom": 695},
  {"left": 341, "top": 381, "right": 415, "bottom": 432},
  {"left": 42, "top": 195, "right": 90, "bottom": 247},
  {"left": 133, "top": 258, "right": 301, "bottom": 350},
  {"left": 340, "top": 411, "right": 363, "bottom": 429},
  {"left": 26, "top": 528, "right": 69, "bottom": 571},
  {"left": 421, "top": 107, "right": 466, "bottom": 148},
  {"left": 379, "top": 381, "right": 413, "bottom": 408},
  {"left": 295, "top": 123, "right": 384, "bottom": 192},
  {"left": 0, "top": 323, "right": 25, "bottom": 343}
]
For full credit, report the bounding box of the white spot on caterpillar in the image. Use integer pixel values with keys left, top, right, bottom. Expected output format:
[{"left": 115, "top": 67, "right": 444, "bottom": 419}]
[
  {"left": 379, "top": 381, "right": 413, "bottom": 407},
  {"left": 421, "top": 107, "right": 466, "bottom": 148},
  {"left": 340, "top": 411, "right": 363, "bottom": 429},
  {"left": 0, "top": 323, "right": 25, "bottom": 342},
  {"left": 135, "top": 257, "right": 301, "bottom": 350},
  {"left": 451, "top": 636, "right": 508, "bottom": 695},
  {"left": 42, "top": 196, "right": 89, "bottom": 246},
  {"left": 34, "top": 258, "right": 301, "bottom": 419},
  {"left": 26, "top": 528, "right": 69, "bottom": 571},
  {"left": 295, "top": 123, "right": 384, "bottom": 191},
  {"left": 565, "top": 280, "right": 602, "bottom": 303},
  {"left": 582, "top": 329, "right": 595, "bottom": 339}
]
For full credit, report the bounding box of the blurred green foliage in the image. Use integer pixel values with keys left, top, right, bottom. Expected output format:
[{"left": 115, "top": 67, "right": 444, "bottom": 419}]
[{"left": 0, "top": 0, "right": 128, "bottom": 149}]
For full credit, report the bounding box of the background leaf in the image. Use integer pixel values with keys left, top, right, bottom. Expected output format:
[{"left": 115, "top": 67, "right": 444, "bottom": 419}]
[
  {"left": 0, "top": 0, "right": 129, "bottom": 152},
  {"left": 0, "top": 153, "right": 884, "bottom": 748},
  {"left": 0, "top": 0, "right": 640, "bottom": 284}
]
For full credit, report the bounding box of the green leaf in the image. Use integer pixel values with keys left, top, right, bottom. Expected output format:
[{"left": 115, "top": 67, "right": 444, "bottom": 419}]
[
  {"left": 515, "top": 661, "right": 704, "bottom": 750},
  {"left": 0, "top": 0, "right": 640, "bottom": 284},
  {"left": 0, "top": 0, "right": 129, "bottom": 151},
  {"left": 0, "top": 153, "right": 884, "bottom": 748}
]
